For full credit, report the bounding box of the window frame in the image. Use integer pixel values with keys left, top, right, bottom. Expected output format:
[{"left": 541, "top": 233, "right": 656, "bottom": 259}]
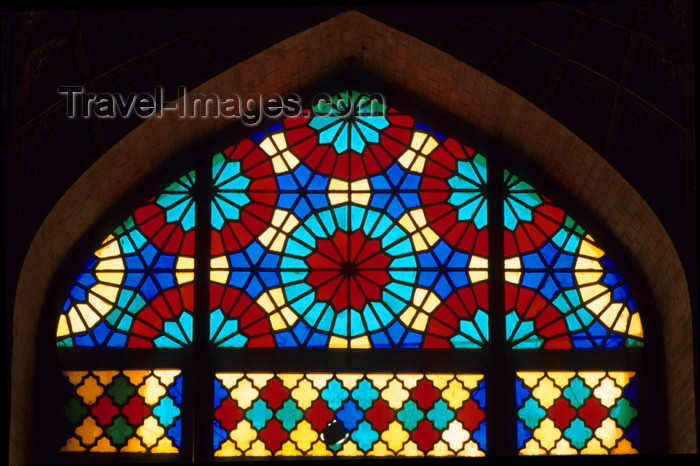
[{"left": 41, "top": 80, "right": 664, "bottom": 462}]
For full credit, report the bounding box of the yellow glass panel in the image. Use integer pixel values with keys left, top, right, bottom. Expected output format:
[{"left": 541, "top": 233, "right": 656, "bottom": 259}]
[
  {"left": 95, "top": 237, "right": 120, "bottom": 258},
  {"left": 518, "top": 371, "right": 544, "bottom": 388},
  {"left": 124, "top": 370, "right": 150, "bottom": 387},
  {"left": 588, "top": 293, "right": 612, "bottom": 317},
  {"left": 122, "top": 436, "right": 147, "bottom": 453},
  {"left": 60, "top": 437, "right": 85, "bottom": 452},
  {"left": 368, "top": 441, "right": 392, "bottom": 456},
  {"left": 91, "top": 283, "right": 120, "bottom": 303},
  {"left": 214, "top": 440, "right": 241, "bottom": 457},
  {"left": 139, "top": 375, "right": 166, "bottom": 405},
  {"left": 271, "top": 133, "right": 287, "bottom": 150},
  {"left": 398, "top": 211, "right": 418, "bottom": 232},
  {"left": 628, "top": 313, "right": 644, "bottom": 337},
  {"left": 87, "top": 293, "right": 112, "bottom": 316},
  {"left": 176, "top": 256, "right": 194, "bottom": 270},
  {"left": 278, "top": 440, "right": 303, "bottom": 456},
  {"left": 607, "top": 371, "right": 633, "bottom": 388},
  {"left": 429, "top": 439, "right": 451, "bottom": 456},
  {"left": 521, "top": 438, "right": 547, "bottom": 455},
  {"left": 381, "top": 378, "right": 410, "bottom": 409},
  {"left": 56, "top": 315, "right": 70, "bottom": 338},
  {"left": 75, "top": 416, "right": 102, "bottom": 446},
  {"left": 335, "top": 440, "right": 360, "bottom": 456},
  {"left": 593, "top": 377, "right": 623, "bottom": 408},
  {"left": 230, "top": 378, "right": 259, "bottom": 409},
  {"left": 306, "top": 373, "right": 334, "bottom": 390},
  {"left": 411, "top": 232, "right": 429, "bottom": 251},
  {"left": 349, "top": 335, "right": 371, "bottom": 348},
  {"left": 329, "top": 336, "right": 349, "bottom": 348},
  {"left": 336, "top": 374, "right": 363, "bottom": 390},
  {"left": 442, "top": 378, "right": 472, "bottom": 409},
  {"left": 290, "top": 378, "right": 318, "bottom": 410},
  {"left": 595, "top": 419, "right": 624, "bottom": 449},
  {"left": 64, "top": 370, "right": 88, "bottom": 386},
  {"left": 282, "top": 151, "right": 300, "bottom": 170},
  {"left": 425, "top": 374, "right": 453, "bottom": 390},
  {"left": 399, "top": 440, "right": 422, "bottom": 456},
  {"left": 533, "top": 418, "right": 561, "bottom": 451},
  {"left": 410, "top": 132, "right": 428, "bottom": 151},
  {"left": 67, "top": 307, "right": 86, "bottom": 333},
  {"left": 579, "top": 237, "right": 605, "bottom": 259},
  {"left": 395, "top": 374, "right": 422, "bottom": 389},
  {"left": 210, "top": 269, "right": 230, "bottom": 284},
  {"left": 217, "top": 373, "right": 244, "bottom": 390},
  {"left": 76, "top": 303, "right": 99, "bottom": 329},
  {"left": 551, "top": 438, "right": 577, "bottom": 455},
  {"left": 278, "top": 373, "right": 304, "bottom": 389},
  {"left": 93, "top": 370, "right": 119, "bottom": 387},
  {"left": 422, "top": 135, "right": 439, "bottom": 155},
  {"left": 578, "top": 371, "right": 606, "bottom": 388},
  {"left": 457, "top": 374, "right": 483, "bottom": 390},
  {"left": 442, "top": 419, "right": 470, "bottom": 452},
  {"left": 258, "top": 137, "right": 277, "bottom": 156},
  {"left": 365, "top": 373, "right": 393, "bottom": 390},
  {"left": 248, "top": 439, "right": 271, "bottom": 456},
  {"left": 581, "top": 438, "right": 607, "bottom": 455},
  {"left": 461, "top": 440, "right": 485, "bottom": 457},
  {"left": 96, "top": 257, "right": 125, "bottom": 272},
  {"left": 612, "top": 439, "right": 638, "bottom": 454},
  {"left": 152, "top": 437, "right": 178, "bottom": 453},
  {"left": 280, "top": 306, "right": 299, "bottom": 326},
  {"left": 247, "top": 373, "right": 274, "bottom": 389},
  {"left": 76, "top": 375, "right": 103, "bottom": 405},
  {"left": 382, "top": 421, "right": 410, "bottom": 453},
  {"left": 175, "top": 271, "right": 194, "bottom": 285},
  {"left": 548, "top": 371, "right": 575, "bottom": 389}
]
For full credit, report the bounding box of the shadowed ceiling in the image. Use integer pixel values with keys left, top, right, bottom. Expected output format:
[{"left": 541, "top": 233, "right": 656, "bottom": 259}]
[{"left": 2, "top": 4, "right": 695, "bottom": 363}]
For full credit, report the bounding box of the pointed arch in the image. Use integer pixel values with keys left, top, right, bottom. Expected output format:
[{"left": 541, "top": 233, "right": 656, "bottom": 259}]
[{"left": 11, "top": 10, "right": 695, "bottom": 463}]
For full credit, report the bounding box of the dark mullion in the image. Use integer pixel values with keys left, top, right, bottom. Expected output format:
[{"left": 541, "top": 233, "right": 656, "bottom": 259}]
[
  {"left": 486, "top": 151, "right": 517, "bottom": 456},
  {"left": 192, "top": 146, "right": 213, "bottom": 462}
]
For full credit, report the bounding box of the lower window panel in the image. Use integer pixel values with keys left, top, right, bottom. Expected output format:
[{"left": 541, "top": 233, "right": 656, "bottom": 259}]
[
  {"left": 61, "top": 369, "right": 183, "bottom": 453},
  {"left": 515, "top": 371, "right": 639, "bottom": 454},
  {"left": 213, "top": 372, "right": 487, "bottom": 457}
]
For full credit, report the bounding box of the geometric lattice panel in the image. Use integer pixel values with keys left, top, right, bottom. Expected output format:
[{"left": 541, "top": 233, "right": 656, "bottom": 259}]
[
  {"left": 208, "top": 91, "right": 490, "bottom": 349},
  {"left": 516, "top": 371, "right": 639, "bottom": 454},
  {"left": 56, "top": 172, "right": 196, "bottom": 348},
  {"left": 213, "top": 372, "right": 486, "bottom": 457},
  {"left": 504, "top": 170, "right": 643, "bottom": 349},
  {"left": 61, "top": 370, "right": 183, "bottom": 453}
]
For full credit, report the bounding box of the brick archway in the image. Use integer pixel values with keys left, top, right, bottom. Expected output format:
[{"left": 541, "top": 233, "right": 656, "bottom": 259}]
[{"left": 10, "top": 11, "right": 695, "bottom": 462}]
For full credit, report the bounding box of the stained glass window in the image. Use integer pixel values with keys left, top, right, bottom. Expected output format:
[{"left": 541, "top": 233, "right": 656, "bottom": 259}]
[
  {"left": 57, "top": 172, "right": 196, "bottom": 348},
  {"left": 61, "top": 370, "right": 183, "bottom": 452},
  {"left": 503, "top": 171, "right": 643, "bottom": 349},
  {"left": 213, "top": 373, "right": 486, "bottom": 457},
  {"left": 208, "top": 97, "right": 489, "bottom": 349},
  {"left": 515, "top": 371, "right": 639, "bottom": 454},
  {"left": 54, "top": 89, "right": 645, "bottom": 459}
]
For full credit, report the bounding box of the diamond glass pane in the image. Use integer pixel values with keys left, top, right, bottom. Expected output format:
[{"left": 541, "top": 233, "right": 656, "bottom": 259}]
[
  {"left": 515, "top": 371, "right": 639, "bottom": 454},
  {"left": 61, "top": 370, "right": 183, "bottom": 453},
  {"left": 503, "top": 171, "right": 643, "bottom": 348},
  {"left": 56, "top": 172, "right": 196, "bottom": 347}
]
